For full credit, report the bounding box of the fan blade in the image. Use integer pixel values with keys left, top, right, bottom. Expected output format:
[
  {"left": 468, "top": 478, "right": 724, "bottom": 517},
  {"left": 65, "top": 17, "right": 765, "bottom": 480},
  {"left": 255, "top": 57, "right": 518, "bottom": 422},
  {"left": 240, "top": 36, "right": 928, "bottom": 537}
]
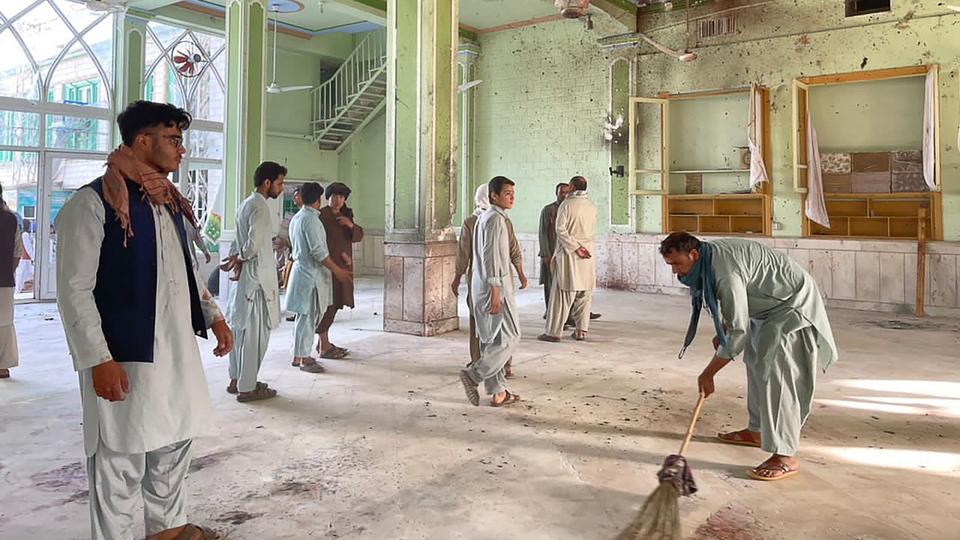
[{"left": 277, "top": 85, "right": 313, "bottom": 93}]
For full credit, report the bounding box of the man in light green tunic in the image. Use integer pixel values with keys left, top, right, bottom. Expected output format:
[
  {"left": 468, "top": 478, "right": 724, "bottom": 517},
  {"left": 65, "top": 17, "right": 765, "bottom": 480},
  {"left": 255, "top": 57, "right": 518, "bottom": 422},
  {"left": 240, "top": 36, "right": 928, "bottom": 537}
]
[
  {"left": 285, "top": 182, "right": 351, "bottom": 374},
  {"left": 660, "top": 232, "right": 838, "bottom": 481}
]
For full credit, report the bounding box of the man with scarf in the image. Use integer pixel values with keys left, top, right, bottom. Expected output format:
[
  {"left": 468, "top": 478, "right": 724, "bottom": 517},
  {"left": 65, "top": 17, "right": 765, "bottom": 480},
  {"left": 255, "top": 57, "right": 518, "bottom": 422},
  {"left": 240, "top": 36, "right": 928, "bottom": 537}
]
[
  {"left": 451, "top": 184, "right": 527, "bottom": 377},
  {"left": 56, "top": 101, "right": 232, "bottom": 540},
  {"left": 220, "top": 161, "right": 285, "bottom": 402},
  {"left": 286, "top": 182, "right": 351, "bottom": 373},
  {"left": 459, "top": 176, "right": 522, "bottom": 407},
  {"left": 660, "top": 232, "right": 838, "bottom": 481},
  {"left": 538, "top": 176, "right": 597, "bottom": 343}
]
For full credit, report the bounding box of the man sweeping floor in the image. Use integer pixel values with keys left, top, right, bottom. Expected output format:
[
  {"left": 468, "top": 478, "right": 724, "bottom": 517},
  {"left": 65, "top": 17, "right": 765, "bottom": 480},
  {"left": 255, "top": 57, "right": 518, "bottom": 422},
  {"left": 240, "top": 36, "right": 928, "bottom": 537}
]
[{"left": 660, "top": 232, "right": 838, "bottom": 481}]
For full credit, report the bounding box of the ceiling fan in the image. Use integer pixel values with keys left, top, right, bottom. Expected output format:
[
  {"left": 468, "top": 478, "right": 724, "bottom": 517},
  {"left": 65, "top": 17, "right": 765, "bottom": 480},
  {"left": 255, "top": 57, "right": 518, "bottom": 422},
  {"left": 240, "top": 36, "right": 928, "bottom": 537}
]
[{"left": 266, "top": 6, "right": 313, "bottom": 94}]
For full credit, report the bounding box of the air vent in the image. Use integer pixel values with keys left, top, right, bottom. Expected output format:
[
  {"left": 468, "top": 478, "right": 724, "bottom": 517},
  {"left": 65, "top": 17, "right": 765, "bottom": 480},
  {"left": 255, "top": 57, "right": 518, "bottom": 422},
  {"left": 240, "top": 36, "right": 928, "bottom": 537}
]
[{"left": 697, "top": 15, "right": 736, "bottom": 39}]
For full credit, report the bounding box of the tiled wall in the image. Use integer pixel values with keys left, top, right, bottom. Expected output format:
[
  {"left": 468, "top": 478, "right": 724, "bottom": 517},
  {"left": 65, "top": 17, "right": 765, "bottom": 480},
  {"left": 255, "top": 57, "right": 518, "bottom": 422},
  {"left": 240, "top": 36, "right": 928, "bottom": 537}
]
[{"left": 360, "top": 230, "right": 960, "bottom": 317}]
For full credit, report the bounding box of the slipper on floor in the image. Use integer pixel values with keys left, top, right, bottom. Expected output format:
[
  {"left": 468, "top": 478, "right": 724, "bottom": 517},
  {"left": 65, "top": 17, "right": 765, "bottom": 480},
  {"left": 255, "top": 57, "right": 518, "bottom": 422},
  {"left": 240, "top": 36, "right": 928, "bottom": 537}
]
[
  {"left": 570, "top": 332, "right": 586, "bottom": 341},
  {"left": 227, "top": 381, "right": 268, "bottom": 395},
  {"left": 748, "top": 462, "right": 798, "bottom": 482},
  {"left": 491, "top": 390, "right": 521, "bottom": 407},
  {"left": 537, "top": 334, "right": 560, "bottom": 343},
  {"left": 299, "top": 359, "right": 326, "bottom": 373},
  {"left": 717, "top": 430, "right": 762, "bottom": 448},
  {"left": 320, "top": 347, "right": 348, "bottom": 360},
  {"left": 459, "top": 370, "right": 479, "bottom": 407},
  {"left": 236, "top": 385, "right": 278, "bottom": 403}
]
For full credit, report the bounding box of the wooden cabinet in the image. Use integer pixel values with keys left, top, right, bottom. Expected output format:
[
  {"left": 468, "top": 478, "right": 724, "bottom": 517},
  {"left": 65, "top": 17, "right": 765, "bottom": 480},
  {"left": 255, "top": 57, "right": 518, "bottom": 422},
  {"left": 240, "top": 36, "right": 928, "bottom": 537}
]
[
  {"left": 809, "top": 193, "right": 936, "bottom": 239},
  {"left": 667, "top": 193, "right": 769, "bottom": 235}
]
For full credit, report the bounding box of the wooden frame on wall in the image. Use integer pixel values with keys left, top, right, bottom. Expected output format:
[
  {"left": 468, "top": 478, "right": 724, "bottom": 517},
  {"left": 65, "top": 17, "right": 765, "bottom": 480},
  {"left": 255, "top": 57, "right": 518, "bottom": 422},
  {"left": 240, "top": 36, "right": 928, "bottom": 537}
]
[
  {"left": 628, "top": 86, "right": 773, "bottom": 236},
  {"left": 792, "top": 64, "right": 943, "bottom": 240}
]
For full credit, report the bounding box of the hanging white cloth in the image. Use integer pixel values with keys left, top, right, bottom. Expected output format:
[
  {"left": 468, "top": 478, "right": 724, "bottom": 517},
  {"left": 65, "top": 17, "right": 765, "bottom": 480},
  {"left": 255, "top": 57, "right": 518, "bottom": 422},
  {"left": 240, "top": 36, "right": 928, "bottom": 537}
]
[
  {"left": 748, "top": 85, "right": 769, "bottom": 189},
  {"left": 922, "top": 69, "right": 937, "bottom": 190},
  {"left": 805, "top": 109, "right": 830, "bottom": 228}
]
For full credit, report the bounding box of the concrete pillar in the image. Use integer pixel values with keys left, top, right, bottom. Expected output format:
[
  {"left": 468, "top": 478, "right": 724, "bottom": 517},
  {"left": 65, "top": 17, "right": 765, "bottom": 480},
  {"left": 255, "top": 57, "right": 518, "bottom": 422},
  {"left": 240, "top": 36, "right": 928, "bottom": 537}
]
[
  {"left": 456, "top": 39, "right": 480, "bottom": 226},
  {"left": 220, "top": 0, "right": 267, "bottom": 294},
  {"left": 383, "top": 0, "right": 460, "bottom": 336}
]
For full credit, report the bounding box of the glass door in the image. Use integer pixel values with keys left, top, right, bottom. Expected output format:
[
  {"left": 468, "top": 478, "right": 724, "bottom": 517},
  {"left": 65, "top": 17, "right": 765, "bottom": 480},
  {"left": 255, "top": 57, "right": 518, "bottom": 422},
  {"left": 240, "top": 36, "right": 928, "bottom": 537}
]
[{"left": 37, "top": 152, "right": 107, "bottom": 300}]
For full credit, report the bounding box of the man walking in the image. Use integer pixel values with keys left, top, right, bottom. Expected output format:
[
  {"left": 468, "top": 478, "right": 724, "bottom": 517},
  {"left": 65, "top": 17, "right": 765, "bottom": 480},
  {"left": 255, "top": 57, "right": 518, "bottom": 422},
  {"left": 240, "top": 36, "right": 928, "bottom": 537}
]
[
  {"left": 451, "top": 184, "right": 526, "bottom": 377},
  {"left": 459, "top": 176, "right": 522, "bottom": 408},
  {"left": 286, "top": 182, "right": 351, "bottom": 373},
  {"left": 56, "top": 100, "right": 232, "bottom": 539},
  {"left": 539, "top": 176, "right": 597, "bottom": 342},
  {"left": 221, "top": 161, "right": 285, "bottom": 402},
  {"left": 660, "top": 232, "right": 838, "bottom": 481}
]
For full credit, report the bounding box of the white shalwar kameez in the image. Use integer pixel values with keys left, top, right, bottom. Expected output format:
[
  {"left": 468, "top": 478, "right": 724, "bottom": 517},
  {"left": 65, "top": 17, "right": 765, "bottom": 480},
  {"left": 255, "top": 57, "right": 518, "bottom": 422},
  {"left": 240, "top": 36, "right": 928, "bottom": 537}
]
[
  {"left": 56, "top": 188, "right": 223, "bottom": 540},
  {"left": 227, "top": 192, "right": 281, "bottom": 393},
  {"left": 465, "top": 206, "right": 520, "bottom": 396}
]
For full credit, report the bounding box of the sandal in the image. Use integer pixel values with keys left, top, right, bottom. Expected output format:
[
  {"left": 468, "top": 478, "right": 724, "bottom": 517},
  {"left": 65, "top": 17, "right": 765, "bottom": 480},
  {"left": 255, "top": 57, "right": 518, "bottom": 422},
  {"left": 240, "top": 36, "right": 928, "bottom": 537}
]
[
  {"left": 320, "top": 347, "right": 348, "bottom": 360},
  {"left": 236, "top": 384, "right": 278, "bottom": 403},
  {"left": 227, "top": 381, "right": 268, "bottom": 395},
  {"left": 174, "top": 523, "right": 222, "bottom": 540},
  {"left": 718, "top": 429, "right": 762, "bottom": 448},
  {"left": 570, "top": 331, "right": 586, "bottom": 341},
  {"left": 459, "top": 370, "right": 479, "bottom": 406},
  {"left": 491, "top": 390, "right": 521, "bottom": 407},
  {"left": 748, "top": 460, "right": 799, "bottom": 482},
  {"left": 505, "top": 360, "right": 514, "bottom": 379},
  {"left": 299, "top": 358, "right": 326, "bottom": 373},
  {"left": 537, "top": 334, "right": 560, "bottom": 343}
]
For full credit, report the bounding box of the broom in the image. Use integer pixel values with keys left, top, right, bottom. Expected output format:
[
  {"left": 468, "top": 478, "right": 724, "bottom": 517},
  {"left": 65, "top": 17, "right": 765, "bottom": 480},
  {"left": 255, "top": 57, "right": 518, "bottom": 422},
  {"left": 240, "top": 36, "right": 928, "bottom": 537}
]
[{"left": 618, "top": 393, "right": 706, "bottom": 540}]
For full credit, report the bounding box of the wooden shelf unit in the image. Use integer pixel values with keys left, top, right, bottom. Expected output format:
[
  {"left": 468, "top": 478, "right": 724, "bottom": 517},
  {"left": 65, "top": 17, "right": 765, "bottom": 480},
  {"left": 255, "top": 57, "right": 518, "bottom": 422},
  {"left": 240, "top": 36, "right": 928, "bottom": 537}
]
[
  {"left": 667, "top": 193, "right": 770, "bottom": 236},
  {"left": 809, "top": 192, "right": 937, "bottom": 239}
]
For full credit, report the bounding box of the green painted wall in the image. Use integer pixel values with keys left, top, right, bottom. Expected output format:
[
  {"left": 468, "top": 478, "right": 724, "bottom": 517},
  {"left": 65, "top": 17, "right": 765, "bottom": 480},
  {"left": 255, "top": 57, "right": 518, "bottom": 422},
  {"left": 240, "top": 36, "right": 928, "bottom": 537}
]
[
  {"left": 632, "top": 1, "right": 960, "bottom": 240},
  {"left": 337, "top": 109, "right": 387, "bottom": 230},
  {"left": 474, "top": 14, "right": 626, "bottom": 235},
  {"left": 668, "top": 94, "right": 751, "bottom": 194}
]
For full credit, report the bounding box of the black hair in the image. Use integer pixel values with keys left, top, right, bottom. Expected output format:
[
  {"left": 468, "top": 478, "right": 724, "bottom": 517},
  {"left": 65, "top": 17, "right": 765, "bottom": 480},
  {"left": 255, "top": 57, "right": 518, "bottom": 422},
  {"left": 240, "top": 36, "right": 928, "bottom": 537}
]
[
  {"left": 659, "top": 231, "right": 701, "bottom": 255},
  {"left": 488, "top": 175, "right": 515, "bottom": 202},
  {"left": 555, "top": 182, "right": 568, "bottom": 195},
  {"left": 254, "top": 161, "right": 287, "bottom": 188},
  {"left": 300, "top": 182, "right": 323, "bottom": 205},
  {"left": 569, "top": 175, "right": 587, "bottom": 191},
  {"left": 117, "top": 100, "right": 192, "bottom": 147},
  {"left": 325, "top": 182, "right": 354, "bottom": 218}
]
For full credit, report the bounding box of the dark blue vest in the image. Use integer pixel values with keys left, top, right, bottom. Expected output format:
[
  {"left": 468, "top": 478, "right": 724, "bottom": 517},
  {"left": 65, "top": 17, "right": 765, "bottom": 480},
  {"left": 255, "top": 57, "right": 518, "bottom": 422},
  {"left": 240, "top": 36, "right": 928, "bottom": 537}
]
[{"left": 88, "top": 177, "right": 207, "bottom": 364}]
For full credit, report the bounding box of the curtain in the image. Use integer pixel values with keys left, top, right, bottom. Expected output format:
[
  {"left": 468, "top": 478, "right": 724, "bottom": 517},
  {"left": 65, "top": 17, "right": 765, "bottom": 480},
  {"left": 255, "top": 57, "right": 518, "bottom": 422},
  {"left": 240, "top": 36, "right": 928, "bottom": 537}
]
[
  {"left": 748, "top": 85, "right": 769, "bottom": 189},
  {"left": 805, "top": 109, "right": 830, "bottom": 228},
  {"left": 922, "top": 69, "right": 936, "bottom": 190}
]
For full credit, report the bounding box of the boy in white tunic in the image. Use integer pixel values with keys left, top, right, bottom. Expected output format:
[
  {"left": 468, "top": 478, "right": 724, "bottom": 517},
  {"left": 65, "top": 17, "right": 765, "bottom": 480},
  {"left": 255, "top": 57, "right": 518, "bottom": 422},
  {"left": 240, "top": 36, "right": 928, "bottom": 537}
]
[
  {"left": 459, "top": 176, "right": 522, "bottom": 408},
  {"left": 220, "top": 162, "right": 285, "bottom": 402},
  {"left": 660, "top": 232, "right": 838, "bottom": 481},
  {"left": 56, "top": 101, "right": 233, "bottom": 540}
]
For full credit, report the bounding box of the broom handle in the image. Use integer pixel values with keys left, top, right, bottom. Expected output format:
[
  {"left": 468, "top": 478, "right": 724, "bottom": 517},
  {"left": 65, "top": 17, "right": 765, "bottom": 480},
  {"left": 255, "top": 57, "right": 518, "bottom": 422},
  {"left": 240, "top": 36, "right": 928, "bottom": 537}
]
[{"left": 678, "top": 393, "right": 706, "bottom": 456}]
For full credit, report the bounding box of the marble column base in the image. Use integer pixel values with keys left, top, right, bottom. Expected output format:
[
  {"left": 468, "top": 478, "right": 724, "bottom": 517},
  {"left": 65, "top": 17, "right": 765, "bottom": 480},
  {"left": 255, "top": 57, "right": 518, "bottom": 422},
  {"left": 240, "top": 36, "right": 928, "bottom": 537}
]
[{"left": 383, "top": 240, "right": 459, "bottom": 336}]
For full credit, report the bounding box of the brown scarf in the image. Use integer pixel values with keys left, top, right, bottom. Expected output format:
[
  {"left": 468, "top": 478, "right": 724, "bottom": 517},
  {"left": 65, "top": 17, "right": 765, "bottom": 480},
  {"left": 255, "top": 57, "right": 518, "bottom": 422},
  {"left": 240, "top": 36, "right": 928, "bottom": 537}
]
[{"left": 102, "top": 145, "right": 197, "bottom": 244}]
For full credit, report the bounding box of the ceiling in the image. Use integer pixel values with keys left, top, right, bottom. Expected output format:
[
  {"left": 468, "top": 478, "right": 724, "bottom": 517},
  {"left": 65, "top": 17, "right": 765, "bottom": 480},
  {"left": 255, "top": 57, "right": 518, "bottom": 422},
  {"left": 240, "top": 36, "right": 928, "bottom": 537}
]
[{"left": 129, "top": 0, "right": 569, "bottom": 35}]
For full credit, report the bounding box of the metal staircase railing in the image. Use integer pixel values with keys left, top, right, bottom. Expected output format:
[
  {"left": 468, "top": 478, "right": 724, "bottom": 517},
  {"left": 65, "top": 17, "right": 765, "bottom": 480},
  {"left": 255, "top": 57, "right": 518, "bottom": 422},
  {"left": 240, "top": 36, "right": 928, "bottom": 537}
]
[{"left": 311, "top": 30, "right": 387, "bottom": 150}]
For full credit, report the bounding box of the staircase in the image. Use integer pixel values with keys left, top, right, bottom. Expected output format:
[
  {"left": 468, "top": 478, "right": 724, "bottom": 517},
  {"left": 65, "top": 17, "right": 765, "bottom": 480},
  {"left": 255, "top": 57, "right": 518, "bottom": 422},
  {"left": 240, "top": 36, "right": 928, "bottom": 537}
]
[{"left": 311, "top": 30, "right": 387, "bottom": 150}]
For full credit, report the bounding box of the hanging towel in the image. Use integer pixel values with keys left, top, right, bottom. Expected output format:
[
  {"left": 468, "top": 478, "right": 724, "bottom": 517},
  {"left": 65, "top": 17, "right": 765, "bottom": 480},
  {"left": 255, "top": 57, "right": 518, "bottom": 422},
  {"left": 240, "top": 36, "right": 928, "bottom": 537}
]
[
  {"left": 922, "top": 69, "right": 937, "bottom": 190},
  {"left": 805, "top": 109, "right": 830, "bottom": 228},
  {"left": 748, "top": 85, "right": 769, "bottom": 189}
]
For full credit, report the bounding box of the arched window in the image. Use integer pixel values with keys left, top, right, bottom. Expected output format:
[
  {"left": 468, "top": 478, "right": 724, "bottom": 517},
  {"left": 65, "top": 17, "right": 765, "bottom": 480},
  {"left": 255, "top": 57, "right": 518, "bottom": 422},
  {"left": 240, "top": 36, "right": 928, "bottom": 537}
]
[
  {"left": 0, "top": 0, "right": 115, "bottom": 301},
  {"left": 143, "top": 21, "right": 225, "bottom": 233}
]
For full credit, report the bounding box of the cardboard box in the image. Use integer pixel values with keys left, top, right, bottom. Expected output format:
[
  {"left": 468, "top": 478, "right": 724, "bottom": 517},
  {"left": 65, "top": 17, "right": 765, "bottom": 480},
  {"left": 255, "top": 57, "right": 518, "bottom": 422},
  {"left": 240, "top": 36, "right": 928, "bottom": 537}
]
[
  {"left": 891, "top": 171, "right": 928, "bottom": 193},
  {"left": 821, "top": 153, "right": 851, "bottom": 174},
  {"left": 852, "top": 152, "right": 891, "bottom": 173},
  {"left": 685, "top": 173, "right": 702, "bottom": 195},
  {"left": 822, "top": 173, "right": 852, "bottom": 193},
  {"left": 851, "top": 171, "right": 891, "bottom": 193}
]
